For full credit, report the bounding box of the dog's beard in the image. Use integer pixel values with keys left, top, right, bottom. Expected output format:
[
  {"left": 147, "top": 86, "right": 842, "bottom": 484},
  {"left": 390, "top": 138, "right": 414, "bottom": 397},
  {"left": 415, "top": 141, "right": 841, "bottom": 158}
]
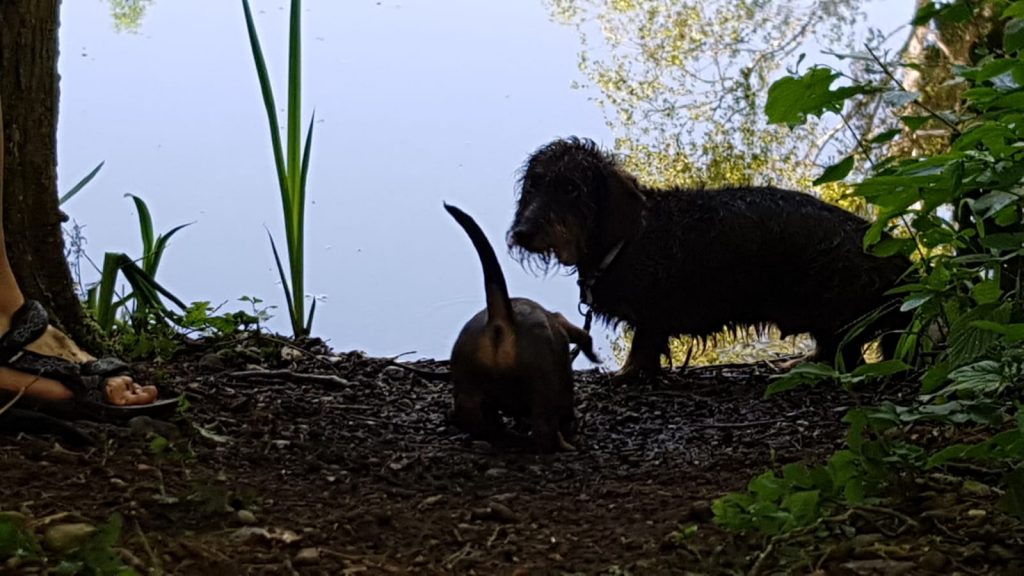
[{"left": 508, "top": 221, "right": 582, "bottom": 275}]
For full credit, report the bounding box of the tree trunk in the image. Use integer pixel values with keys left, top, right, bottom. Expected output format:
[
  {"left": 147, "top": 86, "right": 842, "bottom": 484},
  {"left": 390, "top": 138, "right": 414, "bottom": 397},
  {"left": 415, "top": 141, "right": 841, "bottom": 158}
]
[{"left": 0, "top": 0, "right": 96, "bottom": 348}]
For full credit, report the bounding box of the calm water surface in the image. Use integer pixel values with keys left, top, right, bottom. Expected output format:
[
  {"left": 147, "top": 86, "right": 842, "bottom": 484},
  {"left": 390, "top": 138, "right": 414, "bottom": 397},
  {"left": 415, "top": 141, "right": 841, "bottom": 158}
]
[{"left": 56, "top": 0, "right": 914, "bottom": 365}]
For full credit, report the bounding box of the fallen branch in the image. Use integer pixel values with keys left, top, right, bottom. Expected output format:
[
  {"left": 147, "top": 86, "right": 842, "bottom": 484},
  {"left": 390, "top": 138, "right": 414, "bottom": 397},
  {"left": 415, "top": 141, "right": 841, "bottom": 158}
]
[{"left": 228, "top": 369, "right": 349, "bottom": 387}]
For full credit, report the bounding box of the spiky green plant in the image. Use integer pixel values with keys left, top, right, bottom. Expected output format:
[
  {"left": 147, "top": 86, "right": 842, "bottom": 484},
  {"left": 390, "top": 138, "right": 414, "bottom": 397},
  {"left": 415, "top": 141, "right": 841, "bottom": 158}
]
[
  {"left": 241, "top": 0, "right": 317, "bottom": 338},
  {"left": 87, "top": 195, "right": 190, "bottom": 332}
]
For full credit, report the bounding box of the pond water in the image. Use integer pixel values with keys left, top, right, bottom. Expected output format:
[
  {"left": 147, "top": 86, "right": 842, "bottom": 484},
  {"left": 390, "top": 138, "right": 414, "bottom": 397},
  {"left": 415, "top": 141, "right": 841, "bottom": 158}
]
[{"left": 56, "top": 0, "right": 914, "bottom": 366}]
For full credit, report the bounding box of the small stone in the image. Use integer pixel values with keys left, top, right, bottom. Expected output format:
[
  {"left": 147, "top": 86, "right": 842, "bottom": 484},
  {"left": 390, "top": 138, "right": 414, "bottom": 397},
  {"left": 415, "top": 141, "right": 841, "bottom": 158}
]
[
  {"left": 419, "top": 495, "right": 444, "bottom": 509},
  {"left": 44, "top": 523, "right": 97, "bottom": 552},
  {"left": 966, "top": 509, "right": 987, "bottom": 519},
  {"left": 237, "top": 510, "right": 257, "bottom": 524},
  {"left": 199, "top": 353, "right": 226, "bottom": 371},
  {"left": 380, "top": 366, "right": 404, "bottom": 379},
  {"left": 850, "top": 533, "right": 885, "bottom": 549},
  {"left": 961, "top": 479, "right": 992, "bottom": 497},
  {"left": 918, "top": 549, "right": 947, "bottom": 571},
  {"left": 109, "top": 478, "right": 128, "bottom": 488},
  {"left": 293, "top": 547, "right": 320, "bottom": 566}
]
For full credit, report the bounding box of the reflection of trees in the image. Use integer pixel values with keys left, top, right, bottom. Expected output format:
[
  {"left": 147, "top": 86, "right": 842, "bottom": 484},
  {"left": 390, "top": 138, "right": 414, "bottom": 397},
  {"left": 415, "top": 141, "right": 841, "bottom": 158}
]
[
  {"left": 109, "top": 0, "right": 153, "bottom": 33},
  {"left": 548, "top": 0, "right": 868, "bottom": 190}
]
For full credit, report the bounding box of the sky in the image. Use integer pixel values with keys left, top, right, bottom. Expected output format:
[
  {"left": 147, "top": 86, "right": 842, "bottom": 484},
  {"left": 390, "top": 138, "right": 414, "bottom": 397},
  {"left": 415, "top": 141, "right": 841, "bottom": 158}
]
[{"left": 56, "top": 0, "right": 917, "bottom": 365}]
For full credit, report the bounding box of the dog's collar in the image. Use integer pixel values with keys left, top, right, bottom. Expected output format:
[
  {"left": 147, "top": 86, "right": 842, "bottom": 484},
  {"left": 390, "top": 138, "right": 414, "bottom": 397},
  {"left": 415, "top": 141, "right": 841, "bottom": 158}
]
[{"left": 577, "top": 239, "right": 625, "bottom": 308}]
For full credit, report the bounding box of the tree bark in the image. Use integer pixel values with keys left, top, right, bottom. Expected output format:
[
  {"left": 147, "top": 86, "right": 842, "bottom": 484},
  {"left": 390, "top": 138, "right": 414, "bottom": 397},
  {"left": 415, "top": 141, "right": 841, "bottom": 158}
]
[{"left": 0, "top": 0, "right": 94, "bottom": 346}]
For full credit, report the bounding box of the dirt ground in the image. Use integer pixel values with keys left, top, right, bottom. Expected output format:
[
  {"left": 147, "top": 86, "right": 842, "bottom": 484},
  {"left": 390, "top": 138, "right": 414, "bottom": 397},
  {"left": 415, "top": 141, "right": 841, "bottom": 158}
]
[{"left": 1, "top": 336, "right": 1022, "bottom": 575}]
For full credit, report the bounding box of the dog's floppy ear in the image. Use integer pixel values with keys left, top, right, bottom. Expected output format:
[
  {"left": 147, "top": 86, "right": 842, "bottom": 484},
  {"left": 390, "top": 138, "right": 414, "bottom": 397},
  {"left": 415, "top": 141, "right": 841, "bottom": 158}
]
[{"left": 600, "top": 167, "right": 646, "bottom": 245}]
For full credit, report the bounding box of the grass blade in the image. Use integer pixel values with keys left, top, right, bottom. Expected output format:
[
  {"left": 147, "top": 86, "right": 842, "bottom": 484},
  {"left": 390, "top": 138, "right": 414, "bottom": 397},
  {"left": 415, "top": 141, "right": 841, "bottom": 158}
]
[
  {"left": 150, "top": 222, "right": 195, "bottom": 276},
  {"left": 118, "top": 254, "right": 188, "bottom": 312},
  {"left": 241, "top": 0, "right": 290, "bottom": 211},
  {"left": 127, "top": 194, "right": 156, "bottom": 271},
  {"left": 95, "top": 252, "right": 123, "bottom": 332},
  {"left": 285, "top": 0, "right": 304, "bottom": 335},
  {"left": 59, "top": 161, "right": 104, "bottom": 205},
  {"left": 287, "top": 0, "right": 303, "bottom": 210},
  {"left": 305, "top": 296, "right": 316, "bottom": 336},
  {"left": 300, "top": 110, "right": 315, "bottom": 207},
  {"left": 266, "top": 229, "right": 297, "bottom": 332}
]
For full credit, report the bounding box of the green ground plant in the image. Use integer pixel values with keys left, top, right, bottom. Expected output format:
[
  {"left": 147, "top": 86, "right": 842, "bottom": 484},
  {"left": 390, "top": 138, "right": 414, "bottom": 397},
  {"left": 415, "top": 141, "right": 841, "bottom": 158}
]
[{"left": 714, "top": 0, "right": 1024, "bottom": 533}]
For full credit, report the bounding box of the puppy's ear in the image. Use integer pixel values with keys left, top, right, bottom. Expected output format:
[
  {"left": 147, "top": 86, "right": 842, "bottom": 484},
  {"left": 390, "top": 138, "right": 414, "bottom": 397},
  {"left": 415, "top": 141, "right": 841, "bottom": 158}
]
[{"left": 601, "top": 167, "right": 646, "bottom": 244}]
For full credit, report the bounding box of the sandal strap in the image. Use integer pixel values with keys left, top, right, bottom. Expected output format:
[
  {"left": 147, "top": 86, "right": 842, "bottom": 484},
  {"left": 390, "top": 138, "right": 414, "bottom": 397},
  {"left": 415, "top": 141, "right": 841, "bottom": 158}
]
[{"left": 0, "top": 300, "right": 50, "bottom": 364}]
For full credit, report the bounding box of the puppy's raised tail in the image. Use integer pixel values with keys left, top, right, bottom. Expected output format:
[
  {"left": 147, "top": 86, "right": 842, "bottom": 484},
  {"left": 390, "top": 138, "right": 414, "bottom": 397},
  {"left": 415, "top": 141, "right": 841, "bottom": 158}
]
[{"left": 444, "top": 203, "right": 515, "bottom": 327}]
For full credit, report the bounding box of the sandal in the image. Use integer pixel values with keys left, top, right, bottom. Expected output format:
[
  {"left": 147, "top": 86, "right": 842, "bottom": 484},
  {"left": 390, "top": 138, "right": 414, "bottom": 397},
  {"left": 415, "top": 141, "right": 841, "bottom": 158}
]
[{"left": 0, "top": 299, "right": 179, "bottom": 423}]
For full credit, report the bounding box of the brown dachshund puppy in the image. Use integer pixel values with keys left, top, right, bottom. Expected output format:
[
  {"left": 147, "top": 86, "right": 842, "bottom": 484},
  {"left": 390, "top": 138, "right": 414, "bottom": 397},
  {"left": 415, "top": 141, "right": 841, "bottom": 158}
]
[{"left": 443, "top": 203, "right": 599, "bottom": 452}]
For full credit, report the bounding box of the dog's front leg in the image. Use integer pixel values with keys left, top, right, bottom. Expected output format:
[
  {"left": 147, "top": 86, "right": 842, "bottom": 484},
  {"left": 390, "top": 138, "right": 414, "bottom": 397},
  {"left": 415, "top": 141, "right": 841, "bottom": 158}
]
[{"left": 612, "top": 326, "right": 667, "bottom": 384}]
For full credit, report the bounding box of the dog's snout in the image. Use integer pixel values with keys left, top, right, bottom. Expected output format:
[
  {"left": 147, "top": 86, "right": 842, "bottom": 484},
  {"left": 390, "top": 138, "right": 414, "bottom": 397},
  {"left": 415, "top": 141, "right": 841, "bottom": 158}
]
[{"left": 510, "top": 222, "right": 538, "bottom": 248}]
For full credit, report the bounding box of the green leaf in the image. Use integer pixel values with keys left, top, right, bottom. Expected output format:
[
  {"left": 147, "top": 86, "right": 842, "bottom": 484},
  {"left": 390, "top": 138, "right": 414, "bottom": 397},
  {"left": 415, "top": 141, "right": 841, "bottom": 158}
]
[
  {"left": 781, "top": 490, "right": 820, "bottom": 528},
  {"left": 1005, "top": 18, "right": 1024, "bottom": 53},
  {"left": 911, "top": 1, "right": 940, "bottom": 25},
  {"left": 59, "top": 161, "right": 105, "bottom": 206},
  {"left": 871, "top": 237, "right": 916, "bottom": 258},
  {"left": 972, "top": 190, "right": 1020, "bottom": 219},
  {"left": 979, "top": 232, "right": 1024, "bottom": 250},
  {"left": 813, "top": 156, "right": 854, "bottom": 185},
  {"left": 900, "top": 115, "right": 930, "bottom": 131},
  {"left": 127, "top": 194, "right": 156, "bottom": 269},
  {"left": 900, "top": 294, "right": 932, "bottom": 312},
  {"left": 850, "top": 360, "right": 911, "bottom": 378},
  {"left": 765, "top": 362, "right": 837, "bottom": 396},
  {"left": 868, "top": 129, "right": 901, "bottom": 145},
  {"left": 971, "top": 279, "right": 1002, "bottom": 305},
  {"left": 765, "top": 67, "right": 874, "bottom": 127},
  {"left": 1004, "top": 2, "right": 1024, "bottom": 18}
]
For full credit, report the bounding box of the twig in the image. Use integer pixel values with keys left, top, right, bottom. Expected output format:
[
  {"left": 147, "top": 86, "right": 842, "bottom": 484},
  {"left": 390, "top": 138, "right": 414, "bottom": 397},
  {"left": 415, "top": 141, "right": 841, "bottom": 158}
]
[
  {"left": 0, "top": 376, "right": 40, "bottom": 416},
  {"left": 865, "top": 43, "right": 961, "bottom": 136},
  {"left": 229, "top": 369, "right": 349, "bottom": 387},
  {"left": 134, "top": 519, "right": 164, "bottom": 575},
  {"left": 692, "top": 418, "right": 787, "bottom": 429}
]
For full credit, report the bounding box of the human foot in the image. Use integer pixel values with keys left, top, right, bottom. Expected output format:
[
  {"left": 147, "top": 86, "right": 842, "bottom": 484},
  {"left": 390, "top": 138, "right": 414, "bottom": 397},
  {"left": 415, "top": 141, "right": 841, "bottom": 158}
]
[{"left": 0, "top": 300, "right": 174, "bottom": 418}]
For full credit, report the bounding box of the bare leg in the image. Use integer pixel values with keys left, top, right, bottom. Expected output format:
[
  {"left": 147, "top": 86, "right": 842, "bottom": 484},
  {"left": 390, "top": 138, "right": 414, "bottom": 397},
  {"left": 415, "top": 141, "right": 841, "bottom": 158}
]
[{"left": 0, "top": 90, "right": 156, "bottom": 405}]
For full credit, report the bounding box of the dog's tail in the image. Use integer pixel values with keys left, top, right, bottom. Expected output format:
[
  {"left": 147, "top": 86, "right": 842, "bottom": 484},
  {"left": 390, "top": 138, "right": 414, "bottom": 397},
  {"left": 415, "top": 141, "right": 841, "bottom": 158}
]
[{"left": 444, "top": 203, "right": 515, "bottom": 327}]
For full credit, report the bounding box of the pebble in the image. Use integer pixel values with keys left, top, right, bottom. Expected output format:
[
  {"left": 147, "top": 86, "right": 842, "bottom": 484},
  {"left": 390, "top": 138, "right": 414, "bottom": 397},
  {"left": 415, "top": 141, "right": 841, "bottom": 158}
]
[
  {"left": 44, "top": 522, "right": 97, "bottom": 552},
  {"left": 237, "top": 510, "right": 257, "bottom": 524},
  {"left": 293, "top": 547, "right": 320, "bottom": 566},
  {"left": 198, "top": 353, "right": 226, "bottom": 371},
  {"left": 918, "top": 549, "right": 947, "bottom": 571}
]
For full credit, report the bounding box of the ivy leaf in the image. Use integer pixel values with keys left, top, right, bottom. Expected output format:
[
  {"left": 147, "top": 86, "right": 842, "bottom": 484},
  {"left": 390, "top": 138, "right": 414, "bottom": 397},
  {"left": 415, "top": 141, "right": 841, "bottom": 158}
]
[{"left": 813, "top": 156, "right": 855, "bottom": 185}]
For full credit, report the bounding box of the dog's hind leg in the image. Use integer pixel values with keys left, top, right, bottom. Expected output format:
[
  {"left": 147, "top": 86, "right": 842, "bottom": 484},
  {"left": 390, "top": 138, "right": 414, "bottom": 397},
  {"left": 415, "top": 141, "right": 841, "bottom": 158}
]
[
  {"left": 552, "top": 312, "right": 600, "bottom": 363},
  {"left": 449, "top": 388, "right": 504, "bottom": 439}
]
